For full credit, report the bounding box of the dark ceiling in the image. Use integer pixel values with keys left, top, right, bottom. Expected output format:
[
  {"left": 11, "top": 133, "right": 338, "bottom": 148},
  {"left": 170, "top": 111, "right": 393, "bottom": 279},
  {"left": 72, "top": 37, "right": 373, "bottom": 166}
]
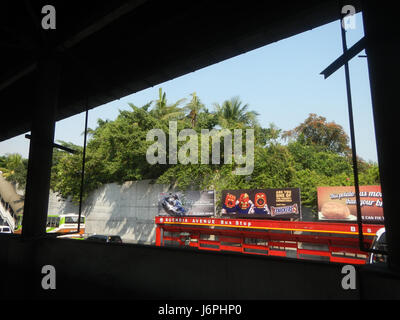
[{"left": 0, "top": 0, "right": 359, "bottom": 141}]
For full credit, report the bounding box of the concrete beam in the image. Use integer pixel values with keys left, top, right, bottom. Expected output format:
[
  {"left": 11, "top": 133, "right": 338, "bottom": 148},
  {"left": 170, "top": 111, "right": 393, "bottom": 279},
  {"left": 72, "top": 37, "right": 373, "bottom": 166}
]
[
  {"left": 21, "top": 57, "right": 60, "bottom": 238},
  {"left": 362, "top": 0, "right": 400, "bottom": 268}
]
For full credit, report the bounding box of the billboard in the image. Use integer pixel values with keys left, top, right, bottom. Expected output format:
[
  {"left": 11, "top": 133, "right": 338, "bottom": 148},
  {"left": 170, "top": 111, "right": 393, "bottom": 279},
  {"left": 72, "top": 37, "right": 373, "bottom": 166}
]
[
  {"left": 317, "top": 185, "right": 384, "bottom": 223},
  {"left": 158, "top": 190, "right": 215, "bottom": 217},
  {"left": 221, "top": 188, "right": 301, "bottom": 219}
]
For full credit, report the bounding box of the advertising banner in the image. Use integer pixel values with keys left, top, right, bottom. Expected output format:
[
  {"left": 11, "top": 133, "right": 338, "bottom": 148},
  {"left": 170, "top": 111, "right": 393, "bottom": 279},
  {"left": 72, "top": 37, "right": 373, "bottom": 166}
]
[
  {"left": 221, "top": 188, "right": 301, "bottom": 219},
  {"left": 317, "top": 185, "right": 384, "bottom": 223},
  {"left": 158, "top": 190, "right": 215, "bottom": 217}
]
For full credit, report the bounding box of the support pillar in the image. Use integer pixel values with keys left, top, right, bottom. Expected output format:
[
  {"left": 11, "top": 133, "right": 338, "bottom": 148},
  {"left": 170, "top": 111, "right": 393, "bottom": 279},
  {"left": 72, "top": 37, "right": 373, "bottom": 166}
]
[
  {"left": 362, "top": 0, "right": 400, "bottom": 268},
  {"left": 22, "top": 58, "right": 59, "bottom": 238}
]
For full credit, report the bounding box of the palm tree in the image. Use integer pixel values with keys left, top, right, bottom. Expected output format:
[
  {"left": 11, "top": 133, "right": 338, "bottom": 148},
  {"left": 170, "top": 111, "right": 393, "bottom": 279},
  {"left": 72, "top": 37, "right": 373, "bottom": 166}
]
[
  {"left": 184, "top": 92, "right": 205, "bottom": 128},
  {"left": 151, "top": 88, "right": 186, "bottom": 120},
  {"left": 214, "top": 96, "right": 259, "bottom": 128}
]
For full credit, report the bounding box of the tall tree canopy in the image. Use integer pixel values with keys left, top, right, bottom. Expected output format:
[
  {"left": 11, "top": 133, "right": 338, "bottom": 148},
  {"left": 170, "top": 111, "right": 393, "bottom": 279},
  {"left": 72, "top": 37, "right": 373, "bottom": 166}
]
[
  {"left": 150, "top": 88, "right": 186, "bottom": 120},
  {"left": 0, "top": 153, "right": 28, "bottom": 189},
  {"left": 214, "top": 96, "right": 259, "bottom": 128},
  {"left": 282, "top": 113, "right": 350, "bottom": 155},
  {"left": 2, "top": 90, "right": 380, "bottom": 214}
]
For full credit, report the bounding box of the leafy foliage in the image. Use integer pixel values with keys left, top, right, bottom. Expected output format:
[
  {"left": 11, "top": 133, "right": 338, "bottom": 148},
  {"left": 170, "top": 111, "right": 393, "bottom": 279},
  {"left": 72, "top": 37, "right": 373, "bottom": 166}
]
[
  {"left": 0, "top": 153, "right": 28, "bottom": 189},
  {"left": 214, "top": 96, "right": 259, "bottom": 128},
  {"left": 3, "top": 90, "right": 381, "bottom": 213},
  {"left": 283, "top": 113, "right": 350, "bottom": 155}
]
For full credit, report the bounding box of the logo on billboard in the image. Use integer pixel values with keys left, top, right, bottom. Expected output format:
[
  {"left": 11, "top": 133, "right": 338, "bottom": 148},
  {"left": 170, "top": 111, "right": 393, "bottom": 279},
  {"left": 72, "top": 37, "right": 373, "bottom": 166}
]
[
  {"left": 158, "top": 190, "right": 215, "bottom": 217},
  {"left": 221, "top": 188, "right": 301, "bottom": 219},
  {"left": 255, "top": 192, "right": 267, "bottom": 208},
  {"left": 225, "top": 193, "right": 237, "bottom": 209}
]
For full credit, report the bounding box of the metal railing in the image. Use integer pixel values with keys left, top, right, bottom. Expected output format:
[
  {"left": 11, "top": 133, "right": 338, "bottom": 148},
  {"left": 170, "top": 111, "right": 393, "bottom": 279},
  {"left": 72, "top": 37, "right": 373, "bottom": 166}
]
[{"left": 0, "top": 199, "right": 15, "bottom": 231}]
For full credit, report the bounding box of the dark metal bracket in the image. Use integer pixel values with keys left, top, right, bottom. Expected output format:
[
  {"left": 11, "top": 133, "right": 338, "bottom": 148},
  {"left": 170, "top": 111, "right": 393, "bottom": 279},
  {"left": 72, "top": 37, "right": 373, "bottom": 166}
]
[{"left": 320, "top": 10, "right": 387, "bottom": 257}]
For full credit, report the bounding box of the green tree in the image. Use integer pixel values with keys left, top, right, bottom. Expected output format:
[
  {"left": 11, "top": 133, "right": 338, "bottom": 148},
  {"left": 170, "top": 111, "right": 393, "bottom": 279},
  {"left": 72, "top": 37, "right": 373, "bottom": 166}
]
[
  {"left": 50, "top": 101, "right": 170, "bottom": 202},
  {"left": 214, "top": 96, "right": 259, "bottom": 128},
  {"left": 0, "top": 153, "right": 28, "bottom": 188},
  {"left": 358, "top": 162, "right": 380, "bottom": 185},
  {"left": 287, "top": 141, "right": 352, "bottom": 177},
  {"left": 46, "top": 88, "right": 379, "bottom": 216},
  {"left": 254, "top": 123, "right": 281, "bottom": 148},
  {"left": 249, "top": 144, "right": 296, "bottom": 189},
  {"left": 283, "top": 113, "right": 350, "bottom": 155},
  {"left": 194, "top": 108, "right": 218, "bottom": 131},
  {"left": 150, "top": 88, "right": 186, "bottom": 120},
  {"left": 184, "top": 92, "right": 205, "bottom": 128}
]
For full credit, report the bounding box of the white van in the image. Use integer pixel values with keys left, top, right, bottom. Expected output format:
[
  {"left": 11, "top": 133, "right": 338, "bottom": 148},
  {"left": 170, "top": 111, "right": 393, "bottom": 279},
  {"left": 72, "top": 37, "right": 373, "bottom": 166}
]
[
  {"left": 0, "top": 225, "right": 12, "bottom": 233},
  {"left": 368, "top": 227, "right": 387, "bottom": 264}
]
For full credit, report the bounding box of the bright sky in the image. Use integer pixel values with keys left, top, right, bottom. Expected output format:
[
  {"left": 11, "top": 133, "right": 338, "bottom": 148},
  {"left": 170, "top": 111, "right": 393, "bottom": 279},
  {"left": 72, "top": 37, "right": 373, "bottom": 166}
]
[{"left": 0, "top": 13, "right": 378, "bottom": 163}]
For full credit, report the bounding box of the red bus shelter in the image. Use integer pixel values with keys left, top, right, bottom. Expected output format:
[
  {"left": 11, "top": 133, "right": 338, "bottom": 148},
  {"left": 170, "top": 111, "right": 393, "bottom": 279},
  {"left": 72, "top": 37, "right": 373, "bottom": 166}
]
[{"left": 155, "top": 216, "right": 383, "bottom": 264}]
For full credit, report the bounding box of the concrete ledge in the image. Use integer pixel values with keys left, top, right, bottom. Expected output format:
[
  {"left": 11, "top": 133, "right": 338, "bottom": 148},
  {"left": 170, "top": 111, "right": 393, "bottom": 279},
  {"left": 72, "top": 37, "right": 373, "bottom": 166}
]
[{"left": 1, "top": 235, "right": 400, "bottom": 300}]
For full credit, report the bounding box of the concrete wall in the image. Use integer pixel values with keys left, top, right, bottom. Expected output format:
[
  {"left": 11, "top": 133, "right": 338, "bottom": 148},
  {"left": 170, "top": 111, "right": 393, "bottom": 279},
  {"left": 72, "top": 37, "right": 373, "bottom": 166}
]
[
  {"left": 48, "top": 180, "right": 172, "bottom": 244},
  {"left": 48, "top": 181, "right": 317, "bottom": 245}
]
